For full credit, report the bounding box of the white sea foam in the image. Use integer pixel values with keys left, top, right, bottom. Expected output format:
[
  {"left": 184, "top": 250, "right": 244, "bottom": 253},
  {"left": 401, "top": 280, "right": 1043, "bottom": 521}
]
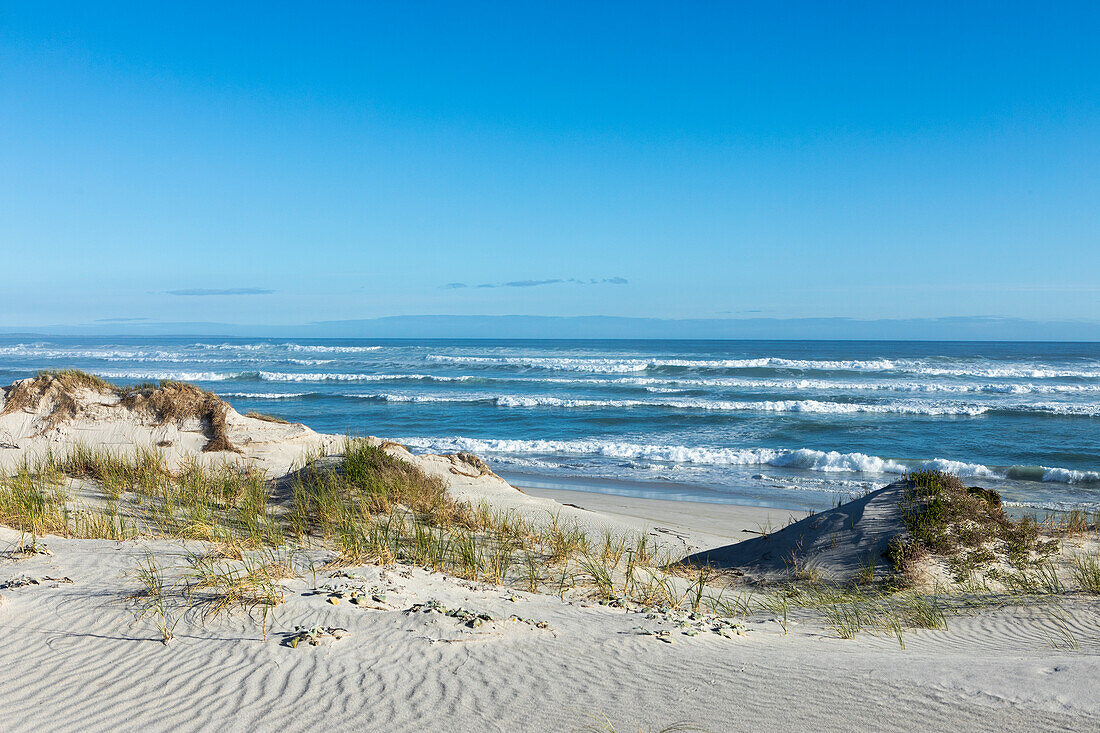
[
  {"left": 1039, "top": 466, "right": 1100, "bottom": 484},
  {"left": 191, "top": 343, "right": 382, "bottom": 353},
  {"left": 353, "top": 393, "right": 485, "bottom": 404},
  {"left": 338, "top": 392, "right": 1100, "bottom": 417},
  {"left": 425, "top": 353, "right": 1100, "bottom": 377},
  {"left": 397, "top": 436, "right": 1096, "bottom": 485},
  {"left": 909, "top": 365, "right": 1100, "bottom": 379},
  {"left": 620, "top": 376, "right": 1100, "bottom": 395},
  {"left": 95, "top": 370, "right": 234, "bottom": 382},
  {"left": 192, "top": 343, "right": 270, "bottom": 351},
  {"left": 341, "top": 393, "right": 984, "bottom": 414},
  {"left": 284, "top": 344, "right": 382, "bottom": 353},
  {"left": 0, "top": 346, "right": 243, "bottom": 363},
  {"left": 1004, "top": 499, "right": 1100, "bottom": 512},
  {"left": 258, "top": 371, "right": 390, "bottom": 382},
  {"left": 256, "top": 372, "right": 474, "bottom": 383},
  {"left": 493, "top": 394, "right": 992, "bottom": 415},
  {"left": 88, "top": 370, "right": 479, "bottom": 384},
  {"left": 218, "top": 392, "right": 311, "bottom": 399},
  {"left": 425, "top": 354, "right": 902, "bottom": 373},
  {"left": 453, "top": 374, "right": 1100, "bottom": 395}
]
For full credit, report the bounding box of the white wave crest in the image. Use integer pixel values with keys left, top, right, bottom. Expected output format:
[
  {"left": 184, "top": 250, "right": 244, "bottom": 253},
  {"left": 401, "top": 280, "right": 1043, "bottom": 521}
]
[
  {"left": 256, "top": 372, "right": 473, "bottom": 383},
  {"left": 425, "top": 354, "right": 901, "bottom": 373},
  {"left": 332, "top": 392, "right": 1003, "bottom": 416},
  {"left": 619, "top": 376, "right": 1100, "bottom": 395},
  {"left": 95, "top": 370, "right": 233, "bottom": 382},
  {"left": 424, "top": 353, "right": 1100, "bottom": 379},
  {"left": 910, "top": 365, "right": 1100, "bottom": 379},
  {"left": 396, "top": 436, "right": 1094, "bottom": 484},
  {"left": 219, "top": 392, "right": 310, "bottom": 399},
  {"left": 1040, "top": 467, "right": 1100, "bottom": 484},
  {"left": 191, "top": 342, "right": 382, "bottom": 353},
  {"left": 493, "top": 395, "right": 991, "bottom": 415},
  {"left": 284, "top": 344, "right": 382, "bottom": 353}
]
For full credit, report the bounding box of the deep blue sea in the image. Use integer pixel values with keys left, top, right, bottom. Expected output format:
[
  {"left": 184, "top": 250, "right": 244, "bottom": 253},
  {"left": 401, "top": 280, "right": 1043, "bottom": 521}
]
[{"left": 2, "top": 337, "right": 1098, "bottom": 513}]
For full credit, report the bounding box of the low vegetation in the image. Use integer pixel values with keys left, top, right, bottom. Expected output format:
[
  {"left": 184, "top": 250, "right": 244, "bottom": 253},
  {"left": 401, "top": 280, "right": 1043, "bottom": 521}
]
[
  {"left": 1, "top": 418, "right": 1097, "bottom": 649},
  {"left": 2, "top": 370, "right": 240, "bottom": 452},
  {"left": 1, "top": 370, "right": 114, "bottom": 433},
  {"left": 886, "top": 469, "right": 1060, "bottom": 584},
  {"left": 244, "top": 411, "right": 290, "bottom": 424}
]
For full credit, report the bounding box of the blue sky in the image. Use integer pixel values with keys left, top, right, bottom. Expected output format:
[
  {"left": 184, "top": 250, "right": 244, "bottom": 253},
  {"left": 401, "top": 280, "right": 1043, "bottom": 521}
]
[{"left": 1, "top": 2, "right": 1098, "bottom": 330}]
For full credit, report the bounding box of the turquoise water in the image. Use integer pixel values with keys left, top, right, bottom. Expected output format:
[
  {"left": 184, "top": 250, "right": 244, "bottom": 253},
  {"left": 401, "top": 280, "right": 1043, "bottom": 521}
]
[{"left": 2, "top": 337, "right": 1098, "bottom": 512}]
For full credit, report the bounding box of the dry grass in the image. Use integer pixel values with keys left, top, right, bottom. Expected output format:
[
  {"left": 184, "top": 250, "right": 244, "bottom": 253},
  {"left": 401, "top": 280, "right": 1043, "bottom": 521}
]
[
  {"left": 120, "top": 380, "right": 239, "bottom": 453},
  {"left": 2, "top": 370, "right": 240, "bottom": 452},
  {"left": 127, "top": 553, "right": 182, "bottom": 644},
  {"left": 244, "top": 411, "right": 291, "bottom": 424},
  {"left": 1, "top": 370, "right": 113, "bottom": 433},
  {"left": 6, "top": 430, "right": 1097, "bottom": 648},
  {"left": 0, "top": 465, "right": 70, "bottom": 549}
]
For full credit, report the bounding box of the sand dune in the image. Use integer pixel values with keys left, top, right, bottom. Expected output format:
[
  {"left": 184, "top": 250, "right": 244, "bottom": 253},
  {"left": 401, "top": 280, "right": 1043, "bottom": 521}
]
[
  {"left": 0, "top": 372, "right": 341, "bottom": 476},
  {"left": 1, "top": 374, "right": 1099, "bottom": 732},
  {"left": 686, "top": 482, "right": 910, "bottom": 583}
]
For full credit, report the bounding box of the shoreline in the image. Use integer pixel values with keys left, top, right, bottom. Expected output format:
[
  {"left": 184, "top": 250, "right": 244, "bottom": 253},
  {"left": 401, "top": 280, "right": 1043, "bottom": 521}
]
[{"left": 518, "top": 484, "right": 809, "bottom": 553}]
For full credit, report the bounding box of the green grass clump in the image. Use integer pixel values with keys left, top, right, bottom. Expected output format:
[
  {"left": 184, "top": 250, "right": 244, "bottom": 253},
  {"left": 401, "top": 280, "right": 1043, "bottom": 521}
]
[
  {"left": 0, "top": 466, "right": 69, "bottom": 550},
  {"left": 1072, "top": 552, "right": 1100, "bottom": 593},
  {"left": 887, "top": 470, "right": 1057, "bottom": 583}
]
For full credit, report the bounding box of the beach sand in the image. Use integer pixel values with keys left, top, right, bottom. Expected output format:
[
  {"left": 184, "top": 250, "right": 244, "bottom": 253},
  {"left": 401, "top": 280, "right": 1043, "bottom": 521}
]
[
  {"left": 520, "top": 485, "right": 809, "bottom": 553},
  {"left": 1, "top": 376, "right": 1098, "bottom": 731},
  {"left": 1, "top": 527, "right": 1097, "bottom": 732}
]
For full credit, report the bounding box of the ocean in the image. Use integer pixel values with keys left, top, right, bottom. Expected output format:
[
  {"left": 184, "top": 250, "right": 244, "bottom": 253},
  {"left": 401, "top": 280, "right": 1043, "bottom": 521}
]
[{"left": 1, "top": 337, "right": 1098, "bottom": 513}]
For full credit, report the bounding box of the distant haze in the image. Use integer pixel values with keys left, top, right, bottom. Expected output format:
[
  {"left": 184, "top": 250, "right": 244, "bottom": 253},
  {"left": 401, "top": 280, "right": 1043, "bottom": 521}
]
[{"left": 2, "top": 316, "right": 1099, "bottom": 341}]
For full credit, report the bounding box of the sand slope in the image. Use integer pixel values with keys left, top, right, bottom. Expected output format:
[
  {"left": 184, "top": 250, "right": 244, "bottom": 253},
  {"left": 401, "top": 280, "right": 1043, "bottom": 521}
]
[{"left": 686, "top": 483, "right": 909, "bottom": 583}]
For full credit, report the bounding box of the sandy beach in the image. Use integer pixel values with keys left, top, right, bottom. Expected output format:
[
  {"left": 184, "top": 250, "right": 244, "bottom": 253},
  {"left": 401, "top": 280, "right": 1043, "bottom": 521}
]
[
  {"left": 520, "top": 485, "right": 809, "bottom": 553},
  {"left": 0, "top": 374, "right": 1098, "bottom": 732},
  {"left": 2, "top": 528, "right": 1098, "bottom": 732}
]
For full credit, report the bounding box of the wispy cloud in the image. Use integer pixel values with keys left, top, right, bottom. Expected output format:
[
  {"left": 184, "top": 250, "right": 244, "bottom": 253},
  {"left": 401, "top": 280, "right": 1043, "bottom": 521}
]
[
  {"left": 501, "top": 279, "right": 564, "bottom": 288},
  {"left": 166, "top": 287, "right": 275, "bottom": 296},
  {"left": 444, "top": 277, "right": 628, "bottom": 290}
]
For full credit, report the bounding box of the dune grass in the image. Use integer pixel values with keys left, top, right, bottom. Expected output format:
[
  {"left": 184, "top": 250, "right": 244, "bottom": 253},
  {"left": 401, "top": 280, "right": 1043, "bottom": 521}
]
[
  {"left": 127, "top": 553, "right": 182, "bottom": 644},
  {"left": 3, "top": 438, "right": 1096, "bottom": 648},
  {"left": 887, "top": 469, "right": 1059, "bottom": 583},
  {"left": 1071, "top": 552, "right": 1100, "bottom": 594},
  {"left": 1, "top": 370, "right": 114, "bottom": 432},
  {"left": 2, "top": 370, "right": 240, "bottom": 452},
  {"left": 244, "top": 411, "right": 290, "bottom": 424},
  {"left": 0, "top": 440, "right": 695, "bottom": 611}
]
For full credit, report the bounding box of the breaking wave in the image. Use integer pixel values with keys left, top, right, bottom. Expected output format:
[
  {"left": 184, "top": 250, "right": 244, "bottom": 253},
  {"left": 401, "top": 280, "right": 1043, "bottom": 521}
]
[
  {"left": 192, "top": 343, "right": 382, "bottom": 353},
  {"left": 425, "top": 354, "right": 1100, "bottom": 378},
  {"left": 397, "top": 436, "right": 1100, "bottom": 485}
]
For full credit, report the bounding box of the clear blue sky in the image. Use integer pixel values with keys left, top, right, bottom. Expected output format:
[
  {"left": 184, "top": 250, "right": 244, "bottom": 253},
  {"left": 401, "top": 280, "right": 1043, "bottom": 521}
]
[{"left": 2, "top": 1, "right": 1098, "bottom": 329}]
